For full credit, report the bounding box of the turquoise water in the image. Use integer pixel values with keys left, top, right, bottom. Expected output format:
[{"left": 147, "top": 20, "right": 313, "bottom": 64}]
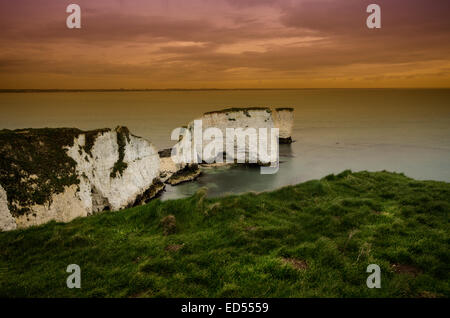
[{"left": 1, "top": 89, "right": 449, "bottom": 200}]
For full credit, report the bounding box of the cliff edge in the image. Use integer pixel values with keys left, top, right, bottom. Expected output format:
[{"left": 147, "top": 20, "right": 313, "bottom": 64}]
[{"left": 0, "top": 127, "right": 162, "bottom": 230}]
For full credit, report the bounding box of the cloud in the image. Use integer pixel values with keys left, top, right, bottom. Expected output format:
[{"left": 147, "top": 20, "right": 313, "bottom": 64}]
[
  {"left": 225, "top": 0, "right": 278, "bottom": 8},
  {"left": 0, "top": 0, "right": 449, "bottom": 88}
]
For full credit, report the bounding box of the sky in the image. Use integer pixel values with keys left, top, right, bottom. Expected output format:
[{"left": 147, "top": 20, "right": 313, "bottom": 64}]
[{"left": 0, "top": 0, "right": 449, "bottom": 89}]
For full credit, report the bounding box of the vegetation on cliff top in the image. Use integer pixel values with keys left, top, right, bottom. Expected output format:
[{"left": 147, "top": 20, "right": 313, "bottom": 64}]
[
  {"left": 0, "top": 127, "right": 131, "bottom": 216},
  {"left": 110, "top": 127, "right": 131, "bottom": 178},
  {"left": 275, "top": 107, "right": 294, "bottom": 112},
  {"left": 0, "top": 128, "right": 83, "bottom": 216},
  {"left": 0, "top": 171, "right": 448, "bottom": 297},
  {"left": 83, "top": 128, "right": 111, "bottom": 157},
  {"left": 204, "top": 107, "right": 293, "bottom": 118},
  {"left": 204, "top": 107, "right": 271, "bottom": 116}
]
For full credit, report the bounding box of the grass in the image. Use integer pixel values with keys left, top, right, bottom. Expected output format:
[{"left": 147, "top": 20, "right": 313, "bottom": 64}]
[{"left": 0, "top": 170, "right": 449, "bottom": 298}]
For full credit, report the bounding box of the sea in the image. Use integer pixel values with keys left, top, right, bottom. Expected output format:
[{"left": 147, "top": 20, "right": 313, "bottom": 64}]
[{"left": 1, "top": 89, "right": 449, "bottom": 200}]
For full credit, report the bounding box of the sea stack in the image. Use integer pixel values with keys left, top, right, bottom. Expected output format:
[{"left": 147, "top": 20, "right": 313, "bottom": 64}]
[
  {"left": 200, "top": 107, "right": 294, "bottom": 144},
  {"left": 170, "top": 107, "right": 294, "bottom": 165}
]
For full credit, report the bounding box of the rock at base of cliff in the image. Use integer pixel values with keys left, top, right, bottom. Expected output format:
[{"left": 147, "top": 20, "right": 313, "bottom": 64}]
[
  {"left": 166, "top": 164, "right": 201, "bottom": 186},
  {"left": 133, "top": 179, "right": 166, "bottom": 206},
  {"left": 279, "top": 137, "right": 293, "bottom": 144}
]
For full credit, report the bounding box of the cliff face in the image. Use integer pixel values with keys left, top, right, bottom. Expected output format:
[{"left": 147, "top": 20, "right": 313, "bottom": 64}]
[
  {"left": 0, "top": 185, "right": 16, "bottom": 231},
  {"left": 201, "top": 108, "right": 293, "bottom": 139},
  {"left": 0, "top": 127, "right": 161, "bottom": 230},
  {"left": 66, "top": 127, "right": 161, "bottom": 213},
  {"left": 0, "top": 108, "right": 294, "bottom": 231},
  {"left": 272, "top": 108, "right": 294, "bottom": 143},
  {"left": 173, "top": 107, "right": 294, "bottom": 164}
]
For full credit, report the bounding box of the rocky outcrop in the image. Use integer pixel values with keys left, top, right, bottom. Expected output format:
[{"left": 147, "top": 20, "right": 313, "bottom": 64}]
[
  {"left": 173, "top": 107, "right": 294, "bottom": 165},
  {"left": 66, "top": 127, "right": 161, "bottom": 212},
  {"left": 202, "top": 107, "right": 293, "bottom": 141},
  {"left": 14, "top": 184, "right": 88, "bottom": 228},
  {"left": 0, "top": 127, "right": 161, "bottom": 231},
  {"left": 166, "top": 164, "right": 201, "bottom": 185},
  {"left": 0, "top": 107, "right": 294, "bottom": 231},
  {"left": 272, "top": 108, "right": 294, "bottom": 143},
  {"left": 159, "top": 144, "right": 201, "bottom": 185}
]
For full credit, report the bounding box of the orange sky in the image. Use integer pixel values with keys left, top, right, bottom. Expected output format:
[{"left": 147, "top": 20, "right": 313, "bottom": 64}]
[{"left": 0, "top": 0, "right": 449, "bottom": 89}]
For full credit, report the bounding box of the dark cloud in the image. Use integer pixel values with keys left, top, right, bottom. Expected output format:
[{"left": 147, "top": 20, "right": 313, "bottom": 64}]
[
  {"left": 280, "top": 0, "right": 450, "bottom": 37},
  {"left": 225, "top": 0, "right": 278, "bottom": 8},
  {"left": 0, "top": 0, "right": 449, "bottom": 88}
]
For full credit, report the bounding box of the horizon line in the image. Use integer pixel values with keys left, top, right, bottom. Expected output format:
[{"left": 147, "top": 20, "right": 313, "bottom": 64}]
[{"left": 1, "top": 87, "right": 450, "bottom": 93}]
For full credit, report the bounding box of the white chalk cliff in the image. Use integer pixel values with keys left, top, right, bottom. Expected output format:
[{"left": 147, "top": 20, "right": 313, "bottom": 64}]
[
  {"left": 0, "top": 185, "right": 16, "bottom": 231},
  {"left": 0, "top": 127, "right": 161, "bottom": 230},
  {"left": 0, "top": 108, "right": 294, "bottom": 231},
  {"left": 172, "top": 107, "right": 294, "bottom": 164},
  {"left": 66, "top": 129, "right": 160, "bottom": 213}
]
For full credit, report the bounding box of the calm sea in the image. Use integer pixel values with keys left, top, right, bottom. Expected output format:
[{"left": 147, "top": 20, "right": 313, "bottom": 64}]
[{"left": 1, "top": 89, "right": 449, "bottom": 200}]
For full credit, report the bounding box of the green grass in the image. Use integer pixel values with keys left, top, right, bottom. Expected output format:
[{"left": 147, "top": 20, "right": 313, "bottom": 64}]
[{"left": 0, "top": 171, "right": 449, "bottom": 298}]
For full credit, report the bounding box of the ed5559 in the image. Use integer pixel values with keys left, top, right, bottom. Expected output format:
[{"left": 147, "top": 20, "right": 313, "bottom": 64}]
[{"left": 225, "top": 302, "right": 269, "bottom": 313}]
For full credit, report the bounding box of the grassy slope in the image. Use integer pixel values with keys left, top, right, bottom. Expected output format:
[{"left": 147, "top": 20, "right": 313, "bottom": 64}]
[{"left": 0, "top": 171, "right": 449, "bottom": 298}]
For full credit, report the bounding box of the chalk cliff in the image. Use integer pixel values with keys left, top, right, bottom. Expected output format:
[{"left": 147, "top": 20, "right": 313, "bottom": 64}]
[
  {"left": 0, "top": 107, "right": 294, "bottom": 231},
  {"left": 0, "top": 185, "right": 16, "bottom": 231},
  {"left": 0, "top": 127, "right": 161, "bottom": 230},
  {"left": 172, "top": 107, "right": 294, "bottom": 164},
  {"left": 203, "top": 107, "right": 293, "bottom": 143},
  {"left": 272, "top": 108, "right": 294, "bottom": 143}
]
